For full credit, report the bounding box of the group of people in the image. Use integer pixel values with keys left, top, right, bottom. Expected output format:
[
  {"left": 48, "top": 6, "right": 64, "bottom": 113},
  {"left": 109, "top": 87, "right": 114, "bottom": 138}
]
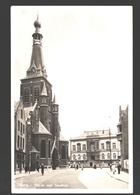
[
  {"left": 109, "top": 161, "right": 122, "bottom": 174},
  {"left": 25, "top": 163, "right": 45, "bottom": 175},
  {"left": 37, "top": 163, "right": 45, "bottom": 175}
]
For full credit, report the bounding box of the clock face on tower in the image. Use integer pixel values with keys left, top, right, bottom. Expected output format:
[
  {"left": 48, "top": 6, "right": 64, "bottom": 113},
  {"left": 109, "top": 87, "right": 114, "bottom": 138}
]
[{"left": 31, "top": 67, "right": 36, "bottom": 73}]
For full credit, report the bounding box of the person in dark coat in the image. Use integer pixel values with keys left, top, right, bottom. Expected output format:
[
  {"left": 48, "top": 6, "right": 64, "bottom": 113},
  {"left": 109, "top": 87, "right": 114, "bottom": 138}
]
[
  {"left": 117, "top": 162, "right": 121, "bottom": 174},
  {"left": 76, "top": 164, "right": 79, "bottom": 170},
  {"left": 37, "top": 164, "right": 40, "bottom": 172},
  {"left": 25, "top": 165, "right": 28, "bottom": 173},
  {"left": 41, "top": 164, "right": 44, "bottom": 175},
  {"left": 94, "top": 164, "right": 97, "bottom": 169}
]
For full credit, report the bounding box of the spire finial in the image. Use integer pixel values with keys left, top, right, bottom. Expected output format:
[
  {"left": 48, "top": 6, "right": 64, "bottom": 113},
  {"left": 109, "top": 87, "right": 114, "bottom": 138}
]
[{"left": 34, "top": 14, "right": 41, "bottom": 29}]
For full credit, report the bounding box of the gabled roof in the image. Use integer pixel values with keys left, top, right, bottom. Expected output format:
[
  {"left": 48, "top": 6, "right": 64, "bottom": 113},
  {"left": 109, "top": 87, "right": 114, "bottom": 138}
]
[
  {"left": 14, "top": 100, "right": 20, "bottom": 112},
  {"left": 24, "top": 102, "right": 37, "bottom": 120},
  {"left": 30, "top": 145, "right": 40, "bottom": 153},
  {"left": 52, "top": 94, "right": 58, "bottom": 105},
  {"left": 33, "top": 121, "right": 52, "bottom": 135}
]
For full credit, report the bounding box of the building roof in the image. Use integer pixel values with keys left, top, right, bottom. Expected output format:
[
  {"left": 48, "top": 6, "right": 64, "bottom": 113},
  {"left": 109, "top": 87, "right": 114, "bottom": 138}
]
[
  {"left": 24, "top": 102, "right": 37, "bottom": 120},
  {"left": 14, "top": 100, "right": 20, "bottom": 112},
  {"left": 30, "top": 145, "right": 40, "bottom": 153},
  {"left": 70, "top": 130, "right": 116, "bottom": 140},
  {"left": 69, "top": 132, "right": 87, "bottom": 140},
  {"left": 33, "top": 121, "right": 52, "bottom": 135}
]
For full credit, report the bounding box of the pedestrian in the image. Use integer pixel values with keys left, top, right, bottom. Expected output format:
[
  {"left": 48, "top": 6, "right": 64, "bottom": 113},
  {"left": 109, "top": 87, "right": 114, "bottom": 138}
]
[
  {"left": 81, "top": 164, "right": 84, "bottom": 171},
  {"left": 117, "top": 162, "right": 121, "bottom": 174},
  {"left": 76, "top": 164, "right": 79, "bottom": 170},
  {"left": 37, "top": 164, "right": 40, "bottom": 172},
  {"left": 94, "top": 164, "right": 96, "bottom": 169},
  {"left": 112, "top": 163, "right": 116, "bottom": 174},
  {"left": 41, "top": 163, "right": 44, "bottom": 175},
  {"left": 109, "top": 163, "right": 112, "bottom": 172},
  {"left": 25, "top": 165, "right": 28, "bottom": 173}
]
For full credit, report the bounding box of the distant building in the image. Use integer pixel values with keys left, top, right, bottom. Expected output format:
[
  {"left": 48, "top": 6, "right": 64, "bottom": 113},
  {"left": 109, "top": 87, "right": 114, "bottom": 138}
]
[
  {"left": 70, "top": 130, "right": 119, "bottom": 168},
  {"left": 14, "top": 16, "right": 68, "bottom": 172},
  {"left": 117, "top": 105, "right": 129, "bottom": 171},
  {"left": 14, "top": 100, "right": 26, "bottom": 173}
]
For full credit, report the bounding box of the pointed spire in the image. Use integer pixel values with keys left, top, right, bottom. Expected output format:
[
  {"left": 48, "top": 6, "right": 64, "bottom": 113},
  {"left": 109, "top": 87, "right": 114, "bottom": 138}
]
[
  {"left": 41, "top": 81, "right": 48, "bottom": 96},
  {"left": 53, "top": 94, "right": 58, "bottom": 104}
]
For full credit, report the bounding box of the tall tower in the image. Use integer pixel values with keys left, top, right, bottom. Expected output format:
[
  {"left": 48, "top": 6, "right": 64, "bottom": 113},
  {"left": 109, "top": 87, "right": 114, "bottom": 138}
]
[
  {"left": 20, "top": 15, "right": 52, "bottom": 109},
  {"left": 16, "top": 16, "right": 68, "bottom": 170}
]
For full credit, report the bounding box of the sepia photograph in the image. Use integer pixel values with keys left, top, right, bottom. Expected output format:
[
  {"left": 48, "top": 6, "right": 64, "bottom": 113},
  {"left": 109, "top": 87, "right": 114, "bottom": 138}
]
[{"left": 11, "top": 6, "right": 133, "bottom": 194}]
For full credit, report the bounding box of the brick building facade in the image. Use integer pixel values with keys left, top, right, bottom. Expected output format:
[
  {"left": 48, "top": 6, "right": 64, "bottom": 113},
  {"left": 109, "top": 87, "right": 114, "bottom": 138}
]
[{"left": 14, "top": 16, "right": 68, "bottom": 172}]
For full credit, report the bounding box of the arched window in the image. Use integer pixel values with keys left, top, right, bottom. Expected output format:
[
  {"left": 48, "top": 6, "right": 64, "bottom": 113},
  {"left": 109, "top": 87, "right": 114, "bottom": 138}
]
[
  {"left": 102, "top": 153, "right": 105, "bottom": 159},
  {"left": 113, "top": 153, "right": 116, "bottom": 159},
  {"left": 24, "top": 89, "right": 29, "bottom": 103},
  {"left": 78, "top": 154, "right": 81, "bottom": 160},
  {"left": 42, "top": 97, "right": 46, "bottom": 103},
  {"left": 106, "top": 141, "right": 110, "bottom": 150},
  {"left": 77, "top": 143, "right": 81, "bottom": 152},
  {"left": 107, "top": 153, "right": 110, "bottom": 159},
  {"left": 61, "top": 145, "right": 66, "bottom": 159},
  {"left": 34, "top": 87, "right": 40, "bottom": 102},
  {"left": 73, "top": 154, "right": 76, "bottom": 160},
  {"left": 83, "top": 154, "right": 86, "bottom": 160},
  {"left": 41, "top": 139, "right": 46, "bottom": 158}
]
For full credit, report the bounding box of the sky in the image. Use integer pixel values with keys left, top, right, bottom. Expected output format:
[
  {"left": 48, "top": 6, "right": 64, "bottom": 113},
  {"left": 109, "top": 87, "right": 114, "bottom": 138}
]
[{"left": 11, "top": 6, "right": 132, "bottom": 140}]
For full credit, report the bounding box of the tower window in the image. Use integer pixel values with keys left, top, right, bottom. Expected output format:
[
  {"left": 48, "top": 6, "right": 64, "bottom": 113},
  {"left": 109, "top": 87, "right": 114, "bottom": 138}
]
[
  {"left": 34, "top": 87, "right": 40, "bottom": 102},
  {"left": 24, "top": 89, "right": 29, "bottom": 103},
  {"left": 42, "top": 97, "right": 46, "bottom": 103}
]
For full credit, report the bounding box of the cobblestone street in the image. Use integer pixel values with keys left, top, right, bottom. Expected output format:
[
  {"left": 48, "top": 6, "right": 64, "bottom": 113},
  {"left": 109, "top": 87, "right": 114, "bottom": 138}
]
[{"left": 13, "top": 167, "right": 131, "bottom": 193}]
